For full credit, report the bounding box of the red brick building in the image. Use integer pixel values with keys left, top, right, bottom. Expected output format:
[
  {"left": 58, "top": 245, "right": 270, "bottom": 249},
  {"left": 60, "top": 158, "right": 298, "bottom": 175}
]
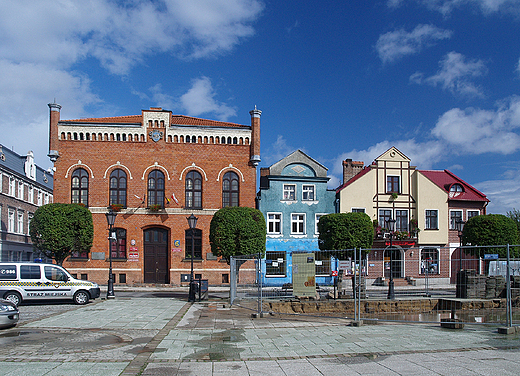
[{"left": 48, "top": 103, "right": 261, "bottom": 286}]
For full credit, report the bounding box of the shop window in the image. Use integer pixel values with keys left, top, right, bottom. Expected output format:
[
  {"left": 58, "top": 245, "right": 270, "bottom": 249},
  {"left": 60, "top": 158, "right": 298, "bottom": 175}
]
[
  {"left": 111, "top": 228, "right": 127, "bottom": 259},
  {"left": 421, "top": 248, "right": 439, "bottom": 274},
  {"left": 315, "top": 251, "right": 332, "bottom": 276},
  {"left": 265, "top": 251, "right": 286, "bottom": 276}
]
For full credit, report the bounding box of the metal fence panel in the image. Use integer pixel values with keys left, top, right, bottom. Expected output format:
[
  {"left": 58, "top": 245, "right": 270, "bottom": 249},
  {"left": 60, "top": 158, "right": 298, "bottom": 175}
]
[{"left": 230, "top": 245, "right": 520, "bottom": 326}]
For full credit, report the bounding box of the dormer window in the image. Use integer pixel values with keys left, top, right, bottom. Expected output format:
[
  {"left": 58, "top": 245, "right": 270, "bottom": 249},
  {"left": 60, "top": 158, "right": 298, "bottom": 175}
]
[{"left": 449, "top": 183, "right": 464, "bottom": 198}]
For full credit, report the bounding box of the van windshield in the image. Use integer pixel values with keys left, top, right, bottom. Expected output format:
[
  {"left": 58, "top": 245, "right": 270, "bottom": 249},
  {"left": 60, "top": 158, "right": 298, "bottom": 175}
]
[{"left": 44, "top": 266, "right": 69, "bottom": 282}]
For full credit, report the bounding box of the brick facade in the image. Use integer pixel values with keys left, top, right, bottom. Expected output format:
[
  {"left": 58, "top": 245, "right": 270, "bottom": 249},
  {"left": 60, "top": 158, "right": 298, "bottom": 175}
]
[{"left": 49, "top": 104, "right": 260, "bottom": 286}]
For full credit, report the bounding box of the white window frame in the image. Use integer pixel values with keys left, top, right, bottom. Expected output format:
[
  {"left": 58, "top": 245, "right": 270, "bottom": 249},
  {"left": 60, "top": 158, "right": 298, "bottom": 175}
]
[
  {"left": 37, "top": 190, "right": 43, "bottom": 206},
  {"left": 0, "top": 172, "right": 2, "bottom": 192},
  {"left": 8, "top": 208, "right": 15, "bottom": 233},
  {"left": 9, "top": 177, "right": 15, "bottom": 196},
  {"left": 291, "top": 213, "right": 306, "bottom": 235},
  {"left": 467, "top": 210, "right": 479, "bottom": 220},
  {"left": 315, "top": 214, "right": 326, "bottom": 236},
  {"left": 17, "top": 182, "right": 24, "bottom": 200},
  {"left": 395, "top": 209, "right": 409, "bottom": 232},
  {"left": 449, "top": 210, "right": 463, "bottom": 230},
  {"left": 28, "top": 186, "right": 34, "bottom": 203},
  {"left": 267, "top": 212, "right": 282, "bottom": 235},
  {"left": 425, "top": 209, "right": 438, "bottom": 230},
  {"left": 44, "top": 194, "right": 49, "bottom": 205},
  {"left": 420, "top": 247, "right": 440, "bottom": 275},
  {"left": 17, "top": 211, "right": 24, "bottom": 234},
  {"left": 283, "top": 184, "right": 296, "bottom": 201},
  {"left": 302, "top": 185, "right": 315, "bottom": 201}
]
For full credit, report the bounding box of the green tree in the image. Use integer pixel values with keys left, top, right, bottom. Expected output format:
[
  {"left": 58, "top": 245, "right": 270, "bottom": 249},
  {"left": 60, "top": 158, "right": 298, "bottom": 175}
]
[
  {"left": 318, "top": 212, "right": 374, "bottom": 258},
  {"left": 209, "top": 206, "right": 266, "bottom": 263},
  {"left": 462, "top": 214, "right": 520, "bottom": 258},
  {"left": 30, "top": 203, "right": 94, "bottom": 265},
  {"left": 506, "top": 208, "right": 520, "bottom": 234}
]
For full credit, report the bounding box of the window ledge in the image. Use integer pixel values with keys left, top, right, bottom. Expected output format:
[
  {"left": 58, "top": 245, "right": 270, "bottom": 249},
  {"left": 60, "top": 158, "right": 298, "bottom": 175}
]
[
  {"left": 182, "top": 258, "right": 203, "bottom": 263},
  {"left": 267, "top": 234, "right": 283, "bottom": 238}
]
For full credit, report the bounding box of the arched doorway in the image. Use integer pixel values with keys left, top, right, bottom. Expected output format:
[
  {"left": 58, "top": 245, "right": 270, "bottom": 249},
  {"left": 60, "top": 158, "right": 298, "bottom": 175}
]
[{"left": 144, "top": 228, "right": 169, "bottom": 283}]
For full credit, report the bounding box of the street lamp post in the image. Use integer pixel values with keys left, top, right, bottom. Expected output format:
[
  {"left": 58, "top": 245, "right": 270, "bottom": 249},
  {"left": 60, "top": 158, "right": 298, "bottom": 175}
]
[
  {"left": 105, "top": 210, "right": 118, "bottom": 299},
  {"left": 456, "top": 219, "right": 465, "bottom": 273},
  {"left": 187, "top": 213, "right": 198, "bottom": 302},
  {"left": 386, "top": 218, "right": 396, "bottom": 300}
]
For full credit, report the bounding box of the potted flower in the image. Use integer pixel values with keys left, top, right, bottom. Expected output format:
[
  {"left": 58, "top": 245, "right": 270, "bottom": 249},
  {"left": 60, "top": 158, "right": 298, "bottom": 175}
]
[
  {"left": 109, "top": 204, "right": 124, "bottom": 212},
  {"left": 148, "top": 204, "right": 162, "bottom": 212},
  {"left": 391, "top": 192, "right": 398, "bottom": 200}
]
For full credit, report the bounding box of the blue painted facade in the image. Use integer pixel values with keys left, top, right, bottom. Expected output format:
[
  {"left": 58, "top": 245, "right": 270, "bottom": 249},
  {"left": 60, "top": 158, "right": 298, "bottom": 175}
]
[{"left": 257, "top": 150, "right": 336, "bottom": 286}]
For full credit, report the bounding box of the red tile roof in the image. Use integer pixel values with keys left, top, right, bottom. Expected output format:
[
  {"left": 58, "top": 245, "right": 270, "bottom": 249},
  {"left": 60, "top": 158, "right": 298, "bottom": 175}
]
[
  {"left": 63, "top": 114, "right": 247, "bottom": 128},
  {"left": 419, "top": 170, "right": 489, "bottom": 202}
]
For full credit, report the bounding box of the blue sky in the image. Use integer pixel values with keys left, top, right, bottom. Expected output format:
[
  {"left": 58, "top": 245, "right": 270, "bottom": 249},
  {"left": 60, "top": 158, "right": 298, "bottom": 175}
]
[{"left": 2, "top": 0, "right": 520, "bottom": 214}]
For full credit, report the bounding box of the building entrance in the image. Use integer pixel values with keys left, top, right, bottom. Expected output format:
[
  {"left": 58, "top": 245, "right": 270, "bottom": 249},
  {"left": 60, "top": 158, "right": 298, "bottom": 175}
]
[{"left": 144, "top": 228, "right": 169, "bottom": 283}]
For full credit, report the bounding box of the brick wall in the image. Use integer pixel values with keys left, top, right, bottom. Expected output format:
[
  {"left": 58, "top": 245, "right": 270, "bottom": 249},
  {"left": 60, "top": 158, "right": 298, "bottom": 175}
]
[{"left": 52, "top": 106, "right": 259, "bottom": 286}]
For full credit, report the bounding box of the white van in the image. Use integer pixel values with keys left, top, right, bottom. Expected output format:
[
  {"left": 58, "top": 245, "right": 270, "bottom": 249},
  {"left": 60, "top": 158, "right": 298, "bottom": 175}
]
[{"left": 0, "top": 262, "right": 100, "bottom": 306}]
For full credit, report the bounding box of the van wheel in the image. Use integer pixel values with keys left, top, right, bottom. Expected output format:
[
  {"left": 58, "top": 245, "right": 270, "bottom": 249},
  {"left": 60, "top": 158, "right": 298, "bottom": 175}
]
[
  {"left": 73, "top": 291, "right": 90, "bottom": 305},
  {"left": 4, "top": 292, "right": 22, "bottom": 306}
]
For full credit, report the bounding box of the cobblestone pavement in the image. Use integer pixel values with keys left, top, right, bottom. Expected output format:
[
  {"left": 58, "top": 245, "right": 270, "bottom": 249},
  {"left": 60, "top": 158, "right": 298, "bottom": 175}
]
[{"left": 0, "top": 297, "right": 518, "bottom": 375}]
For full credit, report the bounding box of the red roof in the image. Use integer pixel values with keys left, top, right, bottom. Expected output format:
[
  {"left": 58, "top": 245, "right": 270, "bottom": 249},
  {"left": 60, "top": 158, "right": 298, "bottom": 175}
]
[
  {"left": 63, "top": 114, "right": 247, "bottom": 128},
  {"left": 419, "top": 170, "right": 489, "bottom": 202}
]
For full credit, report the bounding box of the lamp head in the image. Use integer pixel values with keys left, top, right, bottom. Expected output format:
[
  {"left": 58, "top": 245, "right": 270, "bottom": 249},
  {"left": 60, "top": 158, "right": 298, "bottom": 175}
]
[
  {"left": 187, "top": 213, "right": 198, "bottom": 229},
  {"left": 105, "top": 210, "right": 117, "bottom": 227}
]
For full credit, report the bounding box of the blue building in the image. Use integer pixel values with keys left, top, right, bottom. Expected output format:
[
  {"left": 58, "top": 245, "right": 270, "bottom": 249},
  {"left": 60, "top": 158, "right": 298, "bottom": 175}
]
[{"left": 257, "top": 150, "right": 336, "bottom": 286}]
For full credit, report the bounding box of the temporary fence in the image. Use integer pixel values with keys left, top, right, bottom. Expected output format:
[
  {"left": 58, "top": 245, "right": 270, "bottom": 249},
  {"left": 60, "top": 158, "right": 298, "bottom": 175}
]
[{"left": 230, "top": 244, "right": 520, "bottom": 327}]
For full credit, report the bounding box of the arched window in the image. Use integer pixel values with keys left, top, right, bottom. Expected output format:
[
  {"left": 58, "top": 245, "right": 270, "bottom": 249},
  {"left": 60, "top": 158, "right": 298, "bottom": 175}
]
[
  {"left": 222, "top": 171, "right": 239, "bottom": 207},
  {"left": 109, "top": 169, "right": 127, "bottom": 207},
  {"left": 71, "top": 168, "right": 88, "bottom": 206},
  {"left": 111, "top": 228, "right": 127, "bottom": 259},
  {"left": 147, "top": 170, "right": 165, "bottom": 208},
  {"left": 185, "top": 170, "right": 202, "bottom": 209},
  {"left": 185, "top": 228, "right": 202, "bottom": 260}
]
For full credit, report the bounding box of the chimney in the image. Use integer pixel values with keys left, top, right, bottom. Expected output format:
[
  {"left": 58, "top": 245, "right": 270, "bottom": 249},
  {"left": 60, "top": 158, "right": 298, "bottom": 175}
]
[
  {"left": 343, "top": 159, "right": 364, "bottom": 184},
  {"left": 48, "top": 102, "right": 61, "bottom": 162},
  {"left": 249, "top": 106, "right": 261, "bottom": 166}
]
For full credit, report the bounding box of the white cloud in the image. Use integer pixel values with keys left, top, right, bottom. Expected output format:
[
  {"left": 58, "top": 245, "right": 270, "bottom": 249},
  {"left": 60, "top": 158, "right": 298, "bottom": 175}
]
[
  {"left": 0, "top": 60, "right": 101, "bottom": 165},
  {"left": 0, "top": 0, "right": 263, "bottom": 164},
  {"left": 262, "top": 135, "right": 299, "bottom": 167},
  {"left": 179, "top": 77, "right": 237, "bottom": 121},
  {"left": 376, "top": 24, "right": 452, "bottom": 64},
  {"left": 474, "top": 173, "right": 520, "bottom": 214},
  {"left": 432, "top": 96, "right": 520, "bottom": 154},
  {"left": 410, "top": 52, "right": 487, "bottom": 98},
  {"left": 0, "top": 0, "right": 264, "bottom": 75},
  {"left": 392, "top": 0, "right": 520, "bottom": 16}
]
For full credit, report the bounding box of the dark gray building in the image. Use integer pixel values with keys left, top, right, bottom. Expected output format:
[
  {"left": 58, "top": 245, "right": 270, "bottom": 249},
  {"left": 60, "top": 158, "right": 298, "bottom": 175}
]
[{"left": 0, "top": 145, "right": 53, "bottom": 261}]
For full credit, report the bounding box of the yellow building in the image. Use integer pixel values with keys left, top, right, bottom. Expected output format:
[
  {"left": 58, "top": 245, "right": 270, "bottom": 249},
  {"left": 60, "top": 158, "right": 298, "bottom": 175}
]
[{"left": 337, "top": 147, "right": 488, "bottom": 285}]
